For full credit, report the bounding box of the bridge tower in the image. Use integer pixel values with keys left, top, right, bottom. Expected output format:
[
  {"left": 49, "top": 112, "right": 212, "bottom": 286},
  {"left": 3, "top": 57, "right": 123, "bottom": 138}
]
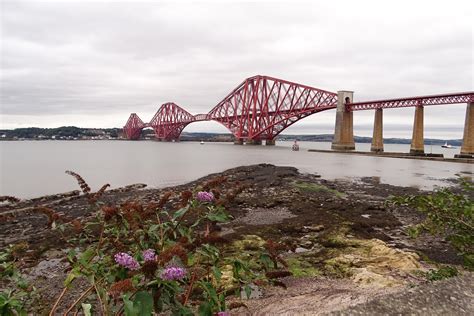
[
  {"left": 331, "top": 91, "right": 355, "bottom": 150},
  {"left": 410, "top": 105, "right": 425, "bottom": 155},
  {"left": 459, "top": 102, "right": 474, "bottom": 156},
  {"left": 370, "top": 108, "right": 384, "bottom": 152}
]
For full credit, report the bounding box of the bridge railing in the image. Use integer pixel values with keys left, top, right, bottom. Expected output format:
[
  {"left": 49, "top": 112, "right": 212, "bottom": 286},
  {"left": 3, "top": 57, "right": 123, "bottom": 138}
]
[
  {"left": 193, "top": 114, "right": 208, "bottom": 121},
  {"left": 347, "top": 92, "right": 474, "bottom": 111}
]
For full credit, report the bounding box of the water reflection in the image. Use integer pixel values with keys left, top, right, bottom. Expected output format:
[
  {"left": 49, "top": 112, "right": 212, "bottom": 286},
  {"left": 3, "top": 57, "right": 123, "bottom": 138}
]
[{"left": 0, "top": 141, "right": 472, "bottom": 198}]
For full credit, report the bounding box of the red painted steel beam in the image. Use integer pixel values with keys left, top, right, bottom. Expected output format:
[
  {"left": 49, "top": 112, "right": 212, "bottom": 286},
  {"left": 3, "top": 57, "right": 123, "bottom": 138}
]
[
  {"left": 149, "top": 102, "right": 195, "bottom": 140},
  {"left": 207, "top": 75, "right": 337, "bottom": 140},
  {"left": 347, "top": 92, "right": 474, "bottom": 111},
  {"left": 193, "top": 114, "right": 208, "bottom": 121},
  {"left": 123, "top": 113, "right": 147, "bottom": 140},
  {"left": 123, "top": 75, "right": 472, "bottom": 142},
  {"left": 124, "top": 76, "right": 338, "bottom": 141}
]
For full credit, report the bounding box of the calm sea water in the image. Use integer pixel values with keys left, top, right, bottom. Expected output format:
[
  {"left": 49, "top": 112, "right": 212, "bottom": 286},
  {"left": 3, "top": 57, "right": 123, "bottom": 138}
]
[{"left": 0, "top": 140, "right": 472, "bottom": 198}]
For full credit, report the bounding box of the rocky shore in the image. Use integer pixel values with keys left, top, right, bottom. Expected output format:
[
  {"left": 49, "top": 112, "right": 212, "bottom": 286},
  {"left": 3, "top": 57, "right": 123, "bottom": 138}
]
[{"left": 1, "top": 164, "right": 472, "bottom": 314}]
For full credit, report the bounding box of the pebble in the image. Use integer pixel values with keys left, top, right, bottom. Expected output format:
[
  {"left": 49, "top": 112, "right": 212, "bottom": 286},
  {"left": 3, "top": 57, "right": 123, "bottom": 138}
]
[
  {"left": 302, "top": 224, "right": 325, "bottom": 232},
  {"left": 295, "top": 247, "right": 310, "bottom": 253}
]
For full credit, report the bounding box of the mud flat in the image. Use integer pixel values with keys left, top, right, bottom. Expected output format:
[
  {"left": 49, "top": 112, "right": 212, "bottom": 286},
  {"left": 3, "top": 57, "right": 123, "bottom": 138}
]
[
  {"left": 307, "top": 148, "right": 474, "bottom": 164},
  {"left": 1, "top": 164, "right": 472, "bottom": 314}
]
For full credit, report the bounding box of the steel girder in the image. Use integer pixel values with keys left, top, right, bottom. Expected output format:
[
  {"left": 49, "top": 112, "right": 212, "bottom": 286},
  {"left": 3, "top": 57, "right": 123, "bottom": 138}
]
[
  {"left": 207, "top": 75, "right": 338, "bottom": 141},
  {"left": 348, "top": 92, "right": 474, "bottom": 111},
  {"left": 149, "top": 102, "right": 195, "bottom": 141},
  {"left": 122, "top": 75, "right": 473, "bottom": 141},
  {"left": 123, "top": 113, "right": 147, "bottom": 140}
]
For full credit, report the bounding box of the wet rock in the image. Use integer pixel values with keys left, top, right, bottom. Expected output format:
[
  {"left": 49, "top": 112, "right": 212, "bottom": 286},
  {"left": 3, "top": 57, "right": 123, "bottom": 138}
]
[
  {"left": 300, "top": 240, "right": 313, "bottom": 248},
  {"left": 351, "top": 268, "right": 401, "bottom": 287},
  {"left": 42, "top": 248, "right": 66, "bottom": 259},
  {"left": 27, "top": 258, "right": 67, "bottom": 279},
  {"left": 295, "top": 247, "right": 310, "bottom": 253},
  {"left": 323, "top": 237, "right": 421, "bottom": 287},
  {"left": 233, "top": 206, "right": 296, "bottom": 226},
  {"left": 241, "top": 283, "right": 263, "bottom": 300},
  {"left": 305, "top": 224, "right": 325, "bottom": 232}
]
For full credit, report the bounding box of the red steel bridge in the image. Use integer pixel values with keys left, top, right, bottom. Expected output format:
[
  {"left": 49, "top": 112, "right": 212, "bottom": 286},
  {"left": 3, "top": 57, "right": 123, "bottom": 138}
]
[{"left": 123, "top": 75, "right": 474, "bottom": 155}]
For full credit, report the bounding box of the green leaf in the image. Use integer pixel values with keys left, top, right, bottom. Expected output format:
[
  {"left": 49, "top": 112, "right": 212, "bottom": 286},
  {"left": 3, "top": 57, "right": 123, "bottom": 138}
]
[
  {"left": 198, "top": 301, "right": 212, "bottom": 316},
  {"left": 133, "top": 291, "right": 154, "bottom": 316},
  {"left": 218, "top": 293, "right": 226, "bottom": 310},
  {"left": 173, "top": 206, "right": 189, "bottom": 220},
  {"left": 212, "top": 266, "right": 222, "bottom": 282},
  {"left": 81, "top": 303, "right": 92, "bottom": 316},
  {"left": 206, "top": 283, "right": 219, "bottom": 305},
  {"left": 123, "top": 294, "right": 138, "bottom": 316},
  {"left": 67, "top": 249, "right": 77, "bottom": 263},
  {"left": 259, "top": 253, "right": 273, "bottom": 270},
  {"left": 206, "top": 211, "right": 230, "bottom": 222},
  {"left": 79, "top": 247, "right": 96, "bottom": 265},
  {"left": 64, "top": 267, "right": 80, "bottom": 287},
  {"left": 0, "top": 293, "right": 8, "bottom": 307},
  {"left": 244, "top": 284, "right": 252, "bottom": 299}
]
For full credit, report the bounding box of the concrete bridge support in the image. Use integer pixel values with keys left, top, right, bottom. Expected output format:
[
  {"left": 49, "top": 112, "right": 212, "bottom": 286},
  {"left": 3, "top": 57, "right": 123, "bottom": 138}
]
[
  {"left": 371, "top": 108, "right": 384, "bottom": 152},
  {"left": 265, "top": 139, "right": 276, "bottom": 146},
  {"left": 331, "top": 91, "right": 355, "bottom": 150},
  {"left": 234, "top": 139, "right": 244, "bottom": 145},
  {"left": 460, "top": 102, "right": 474, "bottom": 155},
  {"left": 410, "top": 105, "right": 424, "bottom": 155},
  {"left": 246, "top": 139, "right": 262, "bottom": 145}
]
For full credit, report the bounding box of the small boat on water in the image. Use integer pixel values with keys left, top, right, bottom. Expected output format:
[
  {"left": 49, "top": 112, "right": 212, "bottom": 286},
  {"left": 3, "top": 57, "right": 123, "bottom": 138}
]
[
  {"left": 200, "top": 140, "right": 204, "bottom": 145},
  {"left": 441, "top": 142, "right": 454, "bottom": 149},
  {"left": 292, "top": 140, "right": 299, "bottom": 151}
]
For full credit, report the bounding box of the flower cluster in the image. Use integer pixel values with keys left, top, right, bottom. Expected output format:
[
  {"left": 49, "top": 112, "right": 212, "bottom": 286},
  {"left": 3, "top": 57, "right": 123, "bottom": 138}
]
[
  {"left": 114, "top": 252, "right": 140, "bottom": 270},
  {"left": 142, "top": 249, "right": 157, "bottom": 262},
  {"left": 161, "top": 266, "right": 187, "bottom": 281},
  {"left": 196, "top": 191, "right": 214, "bottom": 203}
]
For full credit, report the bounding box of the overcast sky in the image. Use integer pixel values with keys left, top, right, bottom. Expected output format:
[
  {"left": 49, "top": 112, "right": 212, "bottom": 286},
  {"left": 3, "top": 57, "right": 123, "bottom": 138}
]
[{"left": 1, "top": 0, "right": 472, "bottom": 138}]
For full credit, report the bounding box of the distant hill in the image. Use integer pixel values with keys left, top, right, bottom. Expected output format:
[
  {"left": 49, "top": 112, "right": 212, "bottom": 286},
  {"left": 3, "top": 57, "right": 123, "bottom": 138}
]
[
  {"left": 0, "top": 126, "right": 121, "bottom": 140},
  {"left": 0, "top": 127, "right": 463, "bottom": 146}
]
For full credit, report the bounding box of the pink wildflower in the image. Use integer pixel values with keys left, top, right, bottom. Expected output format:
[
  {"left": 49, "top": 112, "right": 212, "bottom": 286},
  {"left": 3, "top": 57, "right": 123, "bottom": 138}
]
[
  {"left": 114, "top": 252, "right": 140, "bottom": 271},
  {"left": 196, "top": 191, "right": 214, "bottom": 203},
  {"left": 161, "top": 266, "right": 187, "bottom": 281},
  {"left": 142, "top": 249, "right": 157, "bottom": 262}
]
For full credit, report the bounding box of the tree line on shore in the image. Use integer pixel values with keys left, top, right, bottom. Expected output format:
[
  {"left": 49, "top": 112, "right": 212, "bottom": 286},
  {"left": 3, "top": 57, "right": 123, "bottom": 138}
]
[{"left": 0, "top": 126, "right": 462, "bottom": 145}]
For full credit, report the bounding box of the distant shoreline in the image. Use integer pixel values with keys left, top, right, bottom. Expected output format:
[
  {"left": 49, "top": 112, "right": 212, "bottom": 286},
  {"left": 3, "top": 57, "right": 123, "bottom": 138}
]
[
  {"left": 0, "top": 137, "right": 464, "bottom": 146},
  {"left": 0, "top": 126, "right": 463, "bottom": 145}
]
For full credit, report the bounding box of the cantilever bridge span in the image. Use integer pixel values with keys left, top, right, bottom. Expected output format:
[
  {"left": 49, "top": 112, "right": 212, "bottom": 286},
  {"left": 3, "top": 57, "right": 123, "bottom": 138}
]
[
  {"left": 124, "top": 76, "right": 338, "bottom": 143},
  {"left": 124, "top": 75, "right": 474, "bottom": 156}
]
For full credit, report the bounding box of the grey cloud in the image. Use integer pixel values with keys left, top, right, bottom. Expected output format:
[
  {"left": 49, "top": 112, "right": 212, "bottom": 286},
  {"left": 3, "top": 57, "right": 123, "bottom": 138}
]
[{"left": 1, "top": 0, "right": 472, "bottom": 131}]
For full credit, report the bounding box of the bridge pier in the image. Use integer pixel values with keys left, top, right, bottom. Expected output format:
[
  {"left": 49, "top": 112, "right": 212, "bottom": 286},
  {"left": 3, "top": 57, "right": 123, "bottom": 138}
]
[
  {"left": 331, "top": 91, "right": 355, "bottom": 150},
  {"left": 265, "top": 139, "right": 276, "bottom": 146},
  {"left": 246, "top": 139, "right": 262, "bottom": 145},
  {"left": 234, "top": 139, "right": 244, "bottom": 145},
  {"left": 371, "top": 108, "right": 384, "bottom": 152},
  {"left": 410, "top": 105, "right": 424, "bottom": 155},
  {"left": 459, "top": 102, "right": 474, "bottom": 156}
]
